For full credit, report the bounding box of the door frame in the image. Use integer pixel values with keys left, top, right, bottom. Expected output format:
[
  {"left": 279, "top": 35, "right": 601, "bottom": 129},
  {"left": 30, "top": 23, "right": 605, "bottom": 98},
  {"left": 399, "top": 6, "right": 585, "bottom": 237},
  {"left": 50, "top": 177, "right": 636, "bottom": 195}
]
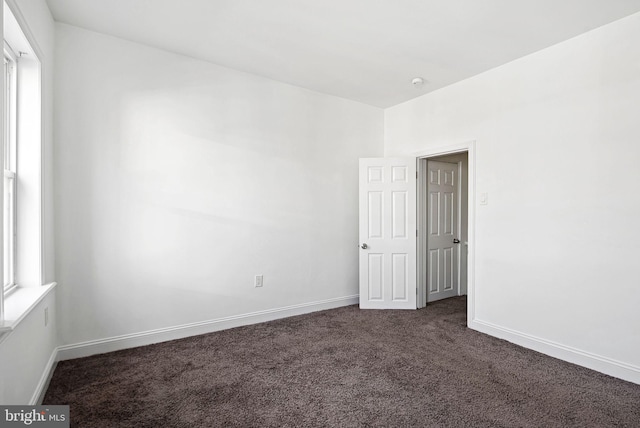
[{"left": 415, "top": 141, "right": 476, "bottom": 325}]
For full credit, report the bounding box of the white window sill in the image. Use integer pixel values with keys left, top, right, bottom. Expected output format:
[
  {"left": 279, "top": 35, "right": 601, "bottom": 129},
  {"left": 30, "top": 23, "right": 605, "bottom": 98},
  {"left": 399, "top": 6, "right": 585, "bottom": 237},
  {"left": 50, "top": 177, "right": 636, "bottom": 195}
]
[{"left": 0, "top": 282, "right": 57, "bottom": 332}]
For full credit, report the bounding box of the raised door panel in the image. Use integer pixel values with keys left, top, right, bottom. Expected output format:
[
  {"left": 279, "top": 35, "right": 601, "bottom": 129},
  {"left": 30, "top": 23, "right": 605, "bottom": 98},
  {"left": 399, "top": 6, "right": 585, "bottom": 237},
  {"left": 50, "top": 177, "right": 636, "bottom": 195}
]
[
  {"left": 368, "top": 192, "right": 384, "bottom": 239},
  {"left": 392, "top": 253, "right": 408, "bottom": 301},
  {"left": 392, "top": 191, "right": 408, "bottom": 239},
  {"left": 368, "top": 254, "right": 384, "bottom": 301}
]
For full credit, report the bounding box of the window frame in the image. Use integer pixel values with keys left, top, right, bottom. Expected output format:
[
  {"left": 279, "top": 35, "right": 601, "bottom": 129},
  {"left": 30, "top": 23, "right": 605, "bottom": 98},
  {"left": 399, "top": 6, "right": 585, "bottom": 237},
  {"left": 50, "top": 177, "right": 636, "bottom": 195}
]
[{"left": 3, "top": 41, "right": 17, "bottom": 295}]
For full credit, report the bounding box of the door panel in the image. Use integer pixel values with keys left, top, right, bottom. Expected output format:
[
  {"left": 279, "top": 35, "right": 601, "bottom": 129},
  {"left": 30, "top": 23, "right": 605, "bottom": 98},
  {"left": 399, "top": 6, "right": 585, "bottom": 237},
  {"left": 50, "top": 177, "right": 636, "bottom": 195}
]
[
  {"left": 392, "top": 253, "right": 408, "bottom": 301},
  {"left": 359, "top": 158, "right": 416, "bottom": 309},
  {"left": 427, "top": 161, "right": 459, "bottom": 302},
  {"left": 368, "top": 192, "right": 383, "bottom": 238},
  {"left": 392, "top": 191, "right": 408, "bottom": 238},
  {"left": 368, "top": 254, "right": 384, "bottom": 301},
  {"left": 429, "top": 192, "right": 439, "bottom": 234}
]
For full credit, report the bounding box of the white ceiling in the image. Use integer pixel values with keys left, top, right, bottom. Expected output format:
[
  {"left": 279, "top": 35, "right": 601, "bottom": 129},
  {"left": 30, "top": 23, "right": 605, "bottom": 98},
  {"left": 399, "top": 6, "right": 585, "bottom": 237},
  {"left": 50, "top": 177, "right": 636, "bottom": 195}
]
[{"left": 45, "top": 0, "right": 640, "bottom": 108}]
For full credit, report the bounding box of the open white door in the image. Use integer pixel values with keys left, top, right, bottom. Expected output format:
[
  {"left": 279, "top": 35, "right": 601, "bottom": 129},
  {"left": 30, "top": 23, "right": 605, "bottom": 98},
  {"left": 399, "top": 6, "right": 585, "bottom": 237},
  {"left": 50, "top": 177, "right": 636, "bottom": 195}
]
[
  {"left": 426, "top": 160, "right": 460, "bottom": 302},
  {"left": 359, "top": 158, "right": 417, "bottom": 309}
]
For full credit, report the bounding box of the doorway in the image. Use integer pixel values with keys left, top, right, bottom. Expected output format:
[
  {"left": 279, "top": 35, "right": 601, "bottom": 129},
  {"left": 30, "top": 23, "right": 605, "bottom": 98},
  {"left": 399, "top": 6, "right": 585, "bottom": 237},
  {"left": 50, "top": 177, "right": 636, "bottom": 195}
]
[
  {"left": 417, "top": 150, "right": 469, "bottom": 308},
  {"left": 357, "top": 142, "right": 475, "bottom": 318}
]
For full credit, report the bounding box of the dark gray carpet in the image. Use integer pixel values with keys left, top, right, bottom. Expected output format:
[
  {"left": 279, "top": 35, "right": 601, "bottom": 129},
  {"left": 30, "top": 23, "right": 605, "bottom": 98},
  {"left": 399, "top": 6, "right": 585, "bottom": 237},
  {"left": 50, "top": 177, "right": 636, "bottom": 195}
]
[{"left": 44, "top": 297, "right": 640, "bottom": 427}]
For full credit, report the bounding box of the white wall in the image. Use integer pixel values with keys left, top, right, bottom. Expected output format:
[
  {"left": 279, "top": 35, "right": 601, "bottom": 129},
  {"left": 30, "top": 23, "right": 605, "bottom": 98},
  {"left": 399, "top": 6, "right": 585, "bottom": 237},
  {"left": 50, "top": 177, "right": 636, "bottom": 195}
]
[
  {"left": 54, "top": 24, "right": 383, "bottom": 347},
  {"left": 385, "top": 13, "right": 640, "bottom": 381},
  {"left": 0, "top": 0, "right": 57, "bottom": 404}
]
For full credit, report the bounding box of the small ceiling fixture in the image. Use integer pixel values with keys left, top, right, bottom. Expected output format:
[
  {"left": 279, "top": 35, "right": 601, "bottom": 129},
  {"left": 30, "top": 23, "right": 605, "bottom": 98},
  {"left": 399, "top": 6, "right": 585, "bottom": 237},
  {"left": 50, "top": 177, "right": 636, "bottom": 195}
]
[{"left": 412, "top": 77, "right": 426, "bottom": 87}]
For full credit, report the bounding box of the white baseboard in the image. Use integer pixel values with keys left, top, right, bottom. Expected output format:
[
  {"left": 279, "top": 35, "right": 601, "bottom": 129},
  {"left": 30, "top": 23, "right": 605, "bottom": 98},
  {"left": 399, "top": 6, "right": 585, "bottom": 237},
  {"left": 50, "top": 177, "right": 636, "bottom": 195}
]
[
  {"left": 469, "top": 318, "right": 640, "bottom": 385},
  {"left": 30, "top": 347, "right": 59, "bottom": 405},
  {"left": 57, "top": 295, "right": 359, "bottom": 361}
]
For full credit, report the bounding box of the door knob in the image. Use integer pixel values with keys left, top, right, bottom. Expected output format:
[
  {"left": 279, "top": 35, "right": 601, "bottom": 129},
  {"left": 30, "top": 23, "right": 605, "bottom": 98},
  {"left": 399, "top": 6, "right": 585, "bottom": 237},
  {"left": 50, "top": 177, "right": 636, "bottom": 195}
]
[
  {"left": 360, "top": 243, "right": 368, "bottom": 249},
  {"left": 453, "top": 238, "right": 460, "bottom": 244}
]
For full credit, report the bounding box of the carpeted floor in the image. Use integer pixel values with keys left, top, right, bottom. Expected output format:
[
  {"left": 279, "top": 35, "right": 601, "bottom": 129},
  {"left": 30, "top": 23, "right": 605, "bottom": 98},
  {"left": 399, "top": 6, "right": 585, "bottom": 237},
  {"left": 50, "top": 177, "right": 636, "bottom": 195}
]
[{"left": 44, "top": 297, "right": 640, "bottom": 427}]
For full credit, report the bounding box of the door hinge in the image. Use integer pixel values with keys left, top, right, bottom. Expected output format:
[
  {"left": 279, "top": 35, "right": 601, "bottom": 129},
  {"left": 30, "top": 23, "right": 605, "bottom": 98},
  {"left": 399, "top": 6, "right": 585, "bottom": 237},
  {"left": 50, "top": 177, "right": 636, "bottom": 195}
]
[
  {"left": 416, "top": 230, "right": 418, "bottom": 237},
  {"left": 416, "top": 171, "right": 418, "bottom": 179}
]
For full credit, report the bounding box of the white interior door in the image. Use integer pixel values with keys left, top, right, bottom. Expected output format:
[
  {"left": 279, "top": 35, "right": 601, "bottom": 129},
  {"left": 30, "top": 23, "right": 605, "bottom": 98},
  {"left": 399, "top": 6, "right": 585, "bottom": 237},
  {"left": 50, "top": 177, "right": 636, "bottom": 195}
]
[
  {"left": 427, "top": 160, "right": 460, "bottom": 302},
  {"left": 359, "top": 158, "right": 416, "bottom": 309}
]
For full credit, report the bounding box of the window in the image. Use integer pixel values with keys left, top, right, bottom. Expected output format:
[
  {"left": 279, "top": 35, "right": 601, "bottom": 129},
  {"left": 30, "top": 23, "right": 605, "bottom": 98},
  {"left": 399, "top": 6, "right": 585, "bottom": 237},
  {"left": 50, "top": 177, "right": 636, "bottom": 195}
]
[
  {"left": 0, "top": 0, "right": 48, "bottom": 329},
  {"left": 3, "top": 42, "right": 16, "bottom": 294}
]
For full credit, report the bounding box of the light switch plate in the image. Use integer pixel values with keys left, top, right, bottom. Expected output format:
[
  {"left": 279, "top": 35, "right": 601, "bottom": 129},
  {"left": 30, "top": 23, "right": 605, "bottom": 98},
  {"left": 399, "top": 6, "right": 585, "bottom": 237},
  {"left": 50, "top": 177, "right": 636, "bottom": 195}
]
[{"left": 480, "top": 193, "right": 488, "bottom": 205}]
